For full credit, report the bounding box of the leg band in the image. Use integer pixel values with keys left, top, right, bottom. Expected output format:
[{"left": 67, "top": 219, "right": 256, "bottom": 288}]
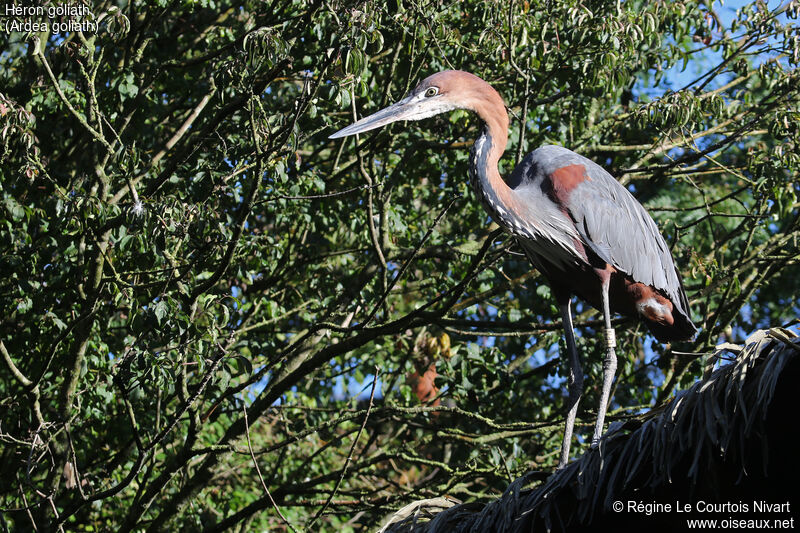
[{"left": 605, "top": 328, "right": 616, "bottom": 349}]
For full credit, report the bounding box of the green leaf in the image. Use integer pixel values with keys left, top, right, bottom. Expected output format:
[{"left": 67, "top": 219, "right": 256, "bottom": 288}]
[
  {"left": 453, "top": 240, "right": 482, "bottom": 255},
  {"left": 153, "top": 300, "right": 168, "bottom": 325}
]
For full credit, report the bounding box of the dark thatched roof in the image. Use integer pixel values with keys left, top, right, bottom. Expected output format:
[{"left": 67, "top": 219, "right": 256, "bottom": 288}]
[{"left": 378, "top": 327, "right": 800, "bottom": 532}]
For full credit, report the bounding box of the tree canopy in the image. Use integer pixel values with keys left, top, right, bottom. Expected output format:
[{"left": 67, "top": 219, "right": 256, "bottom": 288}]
[{"left": 1, "top": 0, "right": 798, "bottom": 531}]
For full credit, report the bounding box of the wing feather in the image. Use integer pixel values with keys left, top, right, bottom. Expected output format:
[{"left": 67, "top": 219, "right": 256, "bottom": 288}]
[
  {"left": 511, "top": 145, "right": 693, "bottom": 326},
  {"left": 566, "top": 161, "right": 686, "bottom": 313}
]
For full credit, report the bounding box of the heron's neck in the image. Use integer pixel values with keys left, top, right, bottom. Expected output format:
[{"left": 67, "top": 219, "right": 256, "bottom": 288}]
[{"left": 469, "top": 121, "right": 518, "bottom": 223}]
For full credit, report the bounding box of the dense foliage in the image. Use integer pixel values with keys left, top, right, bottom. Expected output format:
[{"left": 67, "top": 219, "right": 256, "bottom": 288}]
[{"left": 1, "top": 0, "right": 798, "bottom": 530}]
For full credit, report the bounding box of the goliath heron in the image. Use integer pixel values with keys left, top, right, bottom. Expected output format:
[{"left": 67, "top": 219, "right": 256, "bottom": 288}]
[{"left": 330, "top": 70, "right": 696, "bottom": 467}]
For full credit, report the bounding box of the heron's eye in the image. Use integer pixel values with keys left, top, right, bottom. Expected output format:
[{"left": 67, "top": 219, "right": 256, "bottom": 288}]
[{"left": 424, "top": 87, "right": 439, "bottom": 97}]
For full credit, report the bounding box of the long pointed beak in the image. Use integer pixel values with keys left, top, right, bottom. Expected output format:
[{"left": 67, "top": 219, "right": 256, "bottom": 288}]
[{"left": 329, "top": 96, "right": 417, "bottom": 139}]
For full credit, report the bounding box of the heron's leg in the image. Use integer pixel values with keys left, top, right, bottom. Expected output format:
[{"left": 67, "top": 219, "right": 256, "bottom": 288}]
[
  {"left": 592, "top": 273, "right": 617, "bottom": 446},
  {"left": 558, "top": 297, "right": 583, "bottom": 468}
]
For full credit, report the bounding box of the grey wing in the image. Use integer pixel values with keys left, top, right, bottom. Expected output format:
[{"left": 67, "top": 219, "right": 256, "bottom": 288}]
[{"left": 567, "top": 162, "right": 689, "bottom": 313}]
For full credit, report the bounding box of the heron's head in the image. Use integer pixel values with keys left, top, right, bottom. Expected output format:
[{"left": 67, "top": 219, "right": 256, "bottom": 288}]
[{"left": 329, "top": 70, "right": 506, "bottom": 139}]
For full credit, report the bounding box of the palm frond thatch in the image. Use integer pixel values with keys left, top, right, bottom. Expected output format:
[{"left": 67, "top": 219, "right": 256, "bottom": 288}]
[{"left": 379, "top": 327, "right": 800, "bottom": 532}]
